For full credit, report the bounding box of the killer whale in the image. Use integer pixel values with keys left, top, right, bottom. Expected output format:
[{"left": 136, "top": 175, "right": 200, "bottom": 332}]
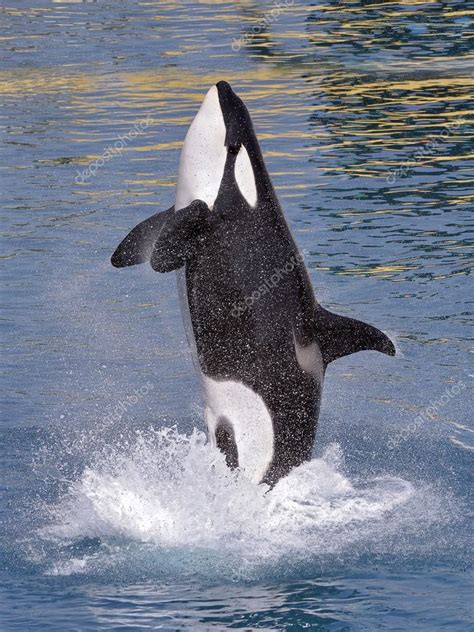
[{"left": 112, "top": 81, "right": 395, "bottom": 486}]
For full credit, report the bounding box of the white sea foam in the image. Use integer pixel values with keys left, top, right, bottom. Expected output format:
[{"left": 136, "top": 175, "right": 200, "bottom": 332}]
[{"left": 35, "top": 425, "right": 454, "bottom": 580}]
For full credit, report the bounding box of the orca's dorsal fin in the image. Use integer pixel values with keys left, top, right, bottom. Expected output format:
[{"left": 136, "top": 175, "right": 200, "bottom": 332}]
[{"left": 314, "top": 307, "right": 396, "bottom": 367}]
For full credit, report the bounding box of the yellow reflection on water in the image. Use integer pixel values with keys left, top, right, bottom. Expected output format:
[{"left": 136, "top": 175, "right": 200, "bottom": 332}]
[{"left": 2, "top": 0, "right": 471, "bottom": 283}]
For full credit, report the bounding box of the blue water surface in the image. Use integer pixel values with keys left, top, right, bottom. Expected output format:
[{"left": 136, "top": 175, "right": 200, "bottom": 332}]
[{"left": 1, "top": 1, "right": 473, "bottom": 630}]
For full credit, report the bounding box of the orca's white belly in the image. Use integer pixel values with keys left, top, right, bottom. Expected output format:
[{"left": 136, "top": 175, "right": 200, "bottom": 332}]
[{"left": 203, "top": 376, "right": 274, "bottom": 484}]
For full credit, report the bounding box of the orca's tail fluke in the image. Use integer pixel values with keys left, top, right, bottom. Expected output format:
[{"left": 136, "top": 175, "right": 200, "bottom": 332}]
[{"left": 314, "top": 307, "right": 396, "bottom": 367}]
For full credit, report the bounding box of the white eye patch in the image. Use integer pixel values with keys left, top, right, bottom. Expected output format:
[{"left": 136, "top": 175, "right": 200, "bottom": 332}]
[{"left": 235, "top": 145, "right": 257, "bottom": 208}]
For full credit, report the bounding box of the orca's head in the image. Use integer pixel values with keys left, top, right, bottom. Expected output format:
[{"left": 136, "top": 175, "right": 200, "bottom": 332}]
[{"left": 175, "top": 81, "right": 263, "bottom": 213}]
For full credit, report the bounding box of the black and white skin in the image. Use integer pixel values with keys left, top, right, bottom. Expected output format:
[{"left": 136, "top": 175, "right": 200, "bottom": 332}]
[{"left": 112, "top": 81, "right": 396, "bottom": 487}]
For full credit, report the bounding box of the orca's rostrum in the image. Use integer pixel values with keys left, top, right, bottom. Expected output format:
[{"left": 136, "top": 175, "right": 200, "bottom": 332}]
[{"left": 112, "top": 81, "right": 396, "bottom": 486}]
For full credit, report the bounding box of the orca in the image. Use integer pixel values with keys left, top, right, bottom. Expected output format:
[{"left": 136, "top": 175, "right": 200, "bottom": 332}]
[{"left": 111, "top": 81, "right": 395, "bottom": 486}]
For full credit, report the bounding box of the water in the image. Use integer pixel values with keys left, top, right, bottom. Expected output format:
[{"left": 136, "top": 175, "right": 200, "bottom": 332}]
[{"left": 1, "top": 1, "right": 472, "bottom": 629}]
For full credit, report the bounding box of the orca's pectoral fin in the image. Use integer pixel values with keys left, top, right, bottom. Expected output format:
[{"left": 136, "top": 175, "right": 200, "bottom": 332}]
[
  {"left": 111, "top": 200, "right": 210, "bottom": 272},
  {"left": 111, "top": 206, "right": 174, "bottom": 268},
  {"left": 315, "top": 307, "right": 396, "bottom": 367},
  {"left": 150, "top": 199, "right": 210, "bottom": 273}
]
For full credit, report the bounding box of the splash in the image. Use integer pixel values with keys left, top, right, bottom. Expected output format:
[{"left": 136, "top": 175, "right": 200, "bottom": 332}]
[{"left": 33, "top": 425, "right": 457, "bottom": 581}]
